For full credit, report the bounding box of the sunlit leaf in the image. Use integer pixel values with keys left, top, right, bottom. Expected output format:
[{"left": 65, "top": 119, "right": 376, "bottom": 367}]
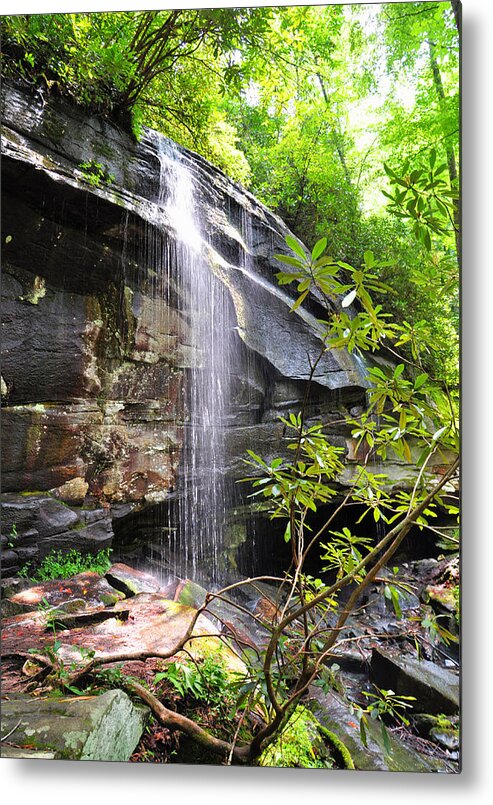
[{"left": 341, "top": 289, "right": 357, "bottom": 308}]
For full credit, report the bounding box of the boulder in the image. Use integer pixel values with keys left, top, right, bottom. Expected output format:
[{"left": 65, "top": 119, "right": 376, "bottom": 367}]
[
  {"left": 0, "top": 690, "right": 148, "bottom": 761},
  {"left": 370, "top": 647, "right": 460, "bottom": 715},
  {"left": 307, "top": 686, "right": 451, "bottom": 772}
]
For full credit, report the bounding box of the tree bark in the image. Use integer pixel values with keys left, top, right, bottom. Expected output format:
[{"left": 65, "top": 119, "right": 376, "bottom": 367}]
[
  {"left": 450, "top": 0, "right": 461, "bottom": 33},
  {"left": 125, "top": 679, "right": 252, "bottom": 764}
]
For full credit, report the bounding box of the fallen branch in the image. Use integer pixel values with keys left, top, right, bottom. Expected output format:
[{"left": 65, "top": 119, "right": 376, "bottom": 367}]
[{"left": 124, "top": 679, "right": 252, "bottom": 765}]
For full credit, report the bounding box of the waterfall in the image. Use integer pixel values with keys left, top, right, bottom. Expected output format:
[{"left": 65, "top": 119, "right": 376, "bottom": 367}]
[{"left": 151, "top": 134, "right": 234, "bottom": 585}]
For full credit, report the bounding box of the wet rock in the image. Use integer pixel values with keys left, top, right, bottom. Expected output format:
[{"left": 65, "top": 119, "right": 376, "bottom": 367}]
[
  {"left": 307, "top": 686, "right": 449, "bottom": 772},
  {"left": 105, "top": 562, "right": 162, "bottom": 597},
  {"left": 413, "top": 713, "right": 460, "bottom": 752},
  {"left": 370, "top": 647, "right": 459, "bottom": 715},
  {"left": 1, "top": 494, "right": 78, "bottom": 540},
  {"left": 0, "top": 690, "right": 148, "bottom": 761},
  {"left": 1, "top": 549, "right": 18, "bottom": 569},
  {"left": 1, "top": 587, "right": 243, "bottom": 678},
  {"left": 429, "top": 726, "right": 459, "bottom": 752},
  {"left": 9, "top": 571, "right": 125, "bottom": 612},
  {"left": 173, "top": 578, "right": 208, "bottom": 608},
  {"left": 1, "top": 576, "right": 32, "bottom": 599}
]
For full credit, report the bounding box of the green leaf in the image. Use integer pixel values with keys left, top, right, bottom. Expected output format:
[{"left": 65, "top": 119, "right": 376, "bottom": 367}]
[
  {"left": 432, "top": 425, "right": 448, "bottom": 442},
  {"left": 390, "top": 586, "right": 402, "bottom": 618},
  {"left": 360, "top": 715, "right": 368, "bottom": 747},
  {"left": 337, "top": 261, "right": 355, "bottom": 271},
  {"left": 414, "top": 373, "right": 428, "bottom": 389},
  {"left": 399, "top": 409, "right": 407, "bottom": 430},
  {"left": 434, "top": 163, "right": 448, "bottom": 176},
  {"left": 311, "top": 237, "right": 327, "bottom": 261},
  {"left": 381, "top": 723, "right": 392, "bottom": 756},
  {"left": 363, "top": 250, "right": 375, "bottom": 268},
  {"left": 274, "top": 254, "right": 306, "bottom": 269},
  {"left": 291, "top": 289, "right": 309, "bottom": 311},
  {"left": 341, "top": 289, "right": 357, "bottom": 308},
  {"left": 285, "top": 235, "right": 307, "bottom": 260}
]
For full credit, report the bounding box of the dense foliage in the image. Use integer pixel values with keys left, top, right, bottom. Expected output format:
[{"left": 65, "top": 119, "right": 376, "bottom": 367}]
[{"left": 1, "top": 2, "right": 459, "bottom": 385}]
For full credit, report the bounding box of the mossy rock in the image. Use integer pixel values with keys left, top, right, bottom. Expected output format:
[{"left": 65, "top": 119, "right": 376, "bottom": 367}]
[
  {"left": 0, "top": 690, "right": 149, "bottom": 761},
  {"left": 259, "top": 705, "right": 352, "bottom": 769}
]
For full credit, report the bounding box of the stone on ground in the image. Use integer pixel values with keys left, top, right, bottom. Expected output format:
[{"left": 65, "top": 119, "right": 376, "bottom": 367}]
[{"left": 0, "top": 690, "right": 148, "bottom": 761}]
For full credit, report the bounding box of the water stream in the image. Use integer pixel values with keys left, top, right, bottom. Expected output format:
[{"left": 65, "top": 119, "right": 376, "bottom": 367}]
[{"left": 151, "top": 134, "right": 236, "bottom": 585}]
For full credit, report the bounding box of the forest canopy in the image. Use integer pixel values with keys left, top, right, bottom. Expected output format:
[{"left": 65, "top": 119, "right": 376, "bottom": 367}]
[{"left": 1, "top": 2, "right": 460, "bottom": 385}]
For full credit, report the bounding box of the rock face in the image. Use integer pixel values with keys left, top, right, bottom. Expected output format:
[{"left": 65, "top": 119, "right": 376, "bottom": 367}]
[
  {"left": 1, "top": 78, "right": 365, "bottom": 498},
  {"left": 0, "top": 690, "right": 148, "bottom": 761}
]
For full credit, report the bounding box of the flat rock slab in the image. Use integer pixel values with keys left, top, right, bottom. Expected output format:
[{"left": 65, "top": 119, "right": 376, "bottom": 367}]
[
  {"left": 371, "top": 647, "right": 459, "bottom": 715},
  {"left": 9, "top": 571, "right": 125, "bottom": 612},
  {"left": 0, "top": 690, "right": 148, "bottom": 761},
  {"left": 308, "top": 687, "right": 446, "bottom": 773},
  {"left": 1, "top": 592, "right": 223, "bottom": 667}
]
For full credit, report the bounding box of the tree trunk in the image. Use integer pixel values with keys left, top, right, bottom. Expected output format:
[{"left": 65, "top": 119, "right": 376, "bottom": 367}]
[{"left": 450, "top": 0, "right": 461, "bottom": 33}]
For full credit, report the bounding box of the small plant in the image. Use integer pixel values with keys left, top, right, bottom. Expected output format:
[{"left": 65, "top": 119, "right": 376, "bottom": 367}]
[
  {"left": 313, "top": 663, "right": 345, "bottom": 696},
  {"left": 21, "top": 547, "right": 112, "bottom": 581},
  {"left": 155, "top": 655, "right": 232, "bottom": 708},
  {"left": 6, "top": 523, "right": 18, "bottom": 548},
  {"left": 350, "top": 685, "right": 416, "bottom": 757},
  {"left": 78, "top": 160, "right": 115, "bottom": 187},
  {"left": 28, "top": 598, "right": 96, "bottom": 694},
  {"left": 94, "top": 663, "right": 144, "bottom": 692},
  {"left": 434, "top": 713, "right": 454, "bottom": 731},
  {"left": 418, "top": 606, "right": 458, "bottom": 646},
  {"left": 361, "top": 685, "right": 416, "bottom": 727}
]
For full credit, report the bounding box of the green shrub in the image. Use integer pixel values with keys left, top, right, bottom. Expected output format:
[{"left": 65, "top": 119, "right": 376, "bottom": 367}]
[
  {"left": 155, "top": 655, "right": 232, "bottom": 708},
  {"left": 20, "top": 547, "right": 112, "bottom": 581}
]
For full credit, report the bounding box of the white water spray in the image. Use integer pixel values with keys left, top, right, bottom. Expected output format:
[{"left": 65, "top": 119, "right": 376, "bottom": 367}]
[{"left": 153, "top": 134, "right": 235, "bottom": 584}]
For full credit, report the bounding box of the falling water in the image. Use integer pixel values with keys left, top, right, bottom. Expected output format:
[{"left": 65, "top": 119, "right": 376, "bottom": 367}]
[{"left": 152, "top": 134, "right": 234, "bottom": 585}]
